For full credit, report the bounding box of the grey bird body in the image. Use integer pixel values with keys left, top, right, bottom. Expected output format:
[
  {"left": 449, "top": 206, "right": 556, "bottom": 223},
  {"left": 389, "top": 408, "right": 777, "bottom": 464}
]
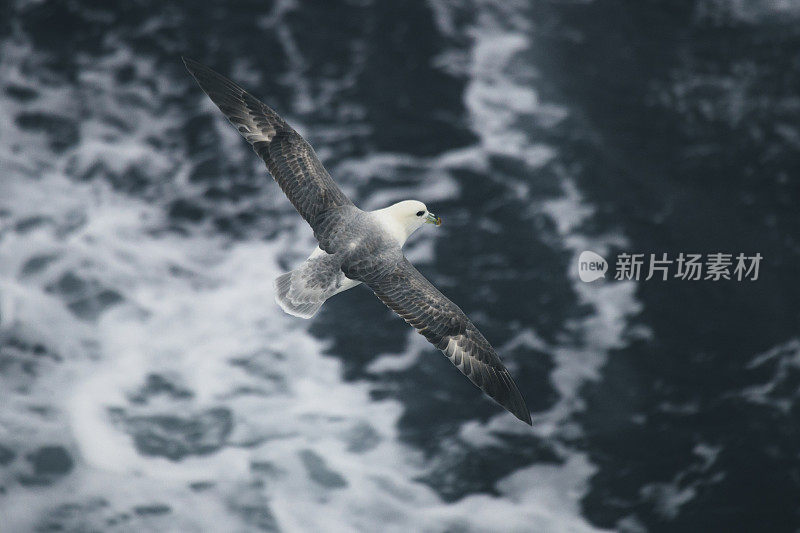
[{"left": 184, "top": 57, "right": 532, "bottom": 425}]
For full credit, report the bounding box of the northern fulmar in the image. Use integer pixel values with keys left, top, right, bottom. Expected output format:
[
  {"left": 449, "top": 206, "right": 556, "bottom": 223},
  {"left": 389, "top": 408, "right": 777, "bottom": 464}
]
[{"left": 184, "top": 58, "right": 531, "bottom": 425}]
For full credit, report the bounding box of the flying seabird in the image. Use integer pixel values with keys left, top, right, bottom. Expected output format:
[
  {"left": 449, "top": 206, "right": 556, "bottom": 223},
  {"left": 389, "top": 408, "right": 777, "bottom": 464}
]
[{"left": 183, "top": 57, "right": 532, "bottom": 425}]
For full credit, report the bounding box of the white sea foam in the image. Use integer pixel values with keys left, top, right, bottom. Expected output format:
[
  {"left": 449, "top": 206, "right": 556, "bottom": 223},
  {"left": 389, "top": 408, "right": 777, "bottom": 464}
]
[
  {"left": 429, "top": 0, "right": 642, "bottom": 527},
  {"left": 0, "top": 0, "right": 642, "bottom": 530}
]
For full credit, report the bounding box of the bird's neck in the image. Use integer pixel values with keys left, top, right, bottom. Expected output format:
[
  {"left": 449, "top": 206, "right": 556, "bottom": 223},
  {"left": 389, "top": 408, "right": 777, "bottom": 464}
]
[{"left": 372, "top": 207, "right": 414, "bottom": 247}]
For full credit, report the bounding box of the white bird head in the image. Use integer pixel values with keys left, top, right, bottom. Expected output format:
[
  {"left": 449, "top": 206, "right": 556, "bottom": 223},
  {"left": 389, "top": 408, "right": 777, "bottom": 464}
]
[{"left": 376, "top": 200, "right": 441, "bottom": 245}]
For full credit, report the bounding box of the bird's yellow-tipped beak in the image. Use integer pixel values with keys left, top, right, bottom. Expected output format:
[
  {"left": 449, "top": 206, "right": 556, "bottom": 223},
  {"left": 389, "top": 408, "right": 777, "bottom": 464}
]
[{"left": 426, "top": 212, "right": 442, "bottom": 226}]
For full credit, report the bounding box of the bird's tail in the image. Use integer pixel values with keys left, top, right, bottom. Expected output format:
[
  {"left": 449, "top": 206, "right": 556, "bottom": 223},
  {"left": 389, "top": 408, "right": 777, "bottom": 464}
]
[{"left": 274, "top": 270, "right": 327, "bottom": 319}]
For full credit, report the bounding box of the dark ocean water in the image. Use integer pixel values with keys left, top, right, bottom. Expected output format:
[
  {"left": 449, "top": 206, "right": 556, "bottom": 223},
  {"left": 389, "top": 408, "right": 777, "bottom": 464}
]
[{"left": 1, "top": 0, "right": 799, "bottom": 531}]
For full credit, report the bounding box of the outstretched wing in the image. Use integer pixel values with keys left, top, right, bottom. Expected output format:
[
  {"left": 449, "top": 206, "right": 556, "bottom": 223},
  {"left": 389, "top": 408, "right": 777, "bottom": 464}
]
[
  {"left": 364, "top": 257, "right": 531, "bottom": 424},
  {"left": 183, "top": 57, "right": 354, "bottom": 236}
]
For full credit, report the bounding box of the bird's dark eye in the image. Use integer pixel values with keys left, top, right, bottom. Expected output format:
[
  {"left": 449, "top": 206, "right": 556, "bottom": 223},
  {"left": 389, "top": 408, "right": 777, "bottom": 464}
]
[{"left": 416, "top": 210, "right": 425, "bottom": 217}]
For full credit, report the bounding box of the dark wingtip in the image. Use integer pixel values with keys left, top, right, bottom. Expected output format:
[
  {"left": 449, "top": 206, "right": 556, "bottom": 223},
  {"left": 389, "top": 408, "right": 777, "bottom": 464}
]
[
  {"left": 181, "top": 57, "right": 249, "bottom": 113},
  {"left": 182, "top": 56, "right": 210, "bottom": 80},
  {"left": 507, "top": 390, "right": 532, "bottom": 425},
  {"left": 501, "top": 371, "right": 532, "bottom": 425},
  {"left": 516, "top": 406, "right": 533, "bottom": 426}
]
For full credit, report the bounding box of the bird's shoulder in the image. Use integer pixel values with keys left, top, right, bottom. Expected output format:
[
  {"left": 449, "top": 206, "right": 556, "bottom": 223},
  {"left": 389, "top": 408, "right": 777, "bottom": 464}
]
[
  {"left": 324, "top": 212, "right": 403, "bottom": 281},
  {"left": 313, "top": 205, "right": 366, "bottom": 251}
]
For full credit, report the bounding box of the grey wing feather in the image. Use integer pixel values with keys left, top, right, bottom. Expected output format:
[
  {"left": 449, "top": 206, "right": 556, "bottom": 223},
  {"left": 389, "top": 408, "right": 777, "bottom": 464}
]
[
  {"left": 183, "top": 57, "right": 354, "bottom": 240},
  {"left": 364, "top": 257, "right": 532, "bottom": 425}
]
